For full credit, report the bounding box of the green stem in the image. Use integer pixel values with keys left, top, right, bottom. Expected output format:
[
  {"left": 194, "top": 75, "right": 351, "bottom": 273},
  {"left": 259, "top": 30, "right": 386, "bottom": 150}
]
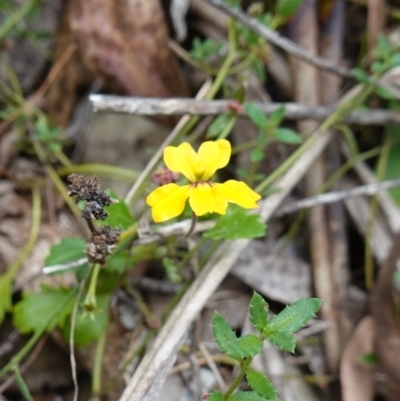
[
  {"left": 13, "top": 367, "right": 35, "bottom": 401},
  {"left": 92, "top": 330, "right": 107, "bottom": 396},
  {"left": 58, "top": 164, "right": 139, "bottom": 182},
  {"left": 224, "top": 357, "right": 253, "bottom": 400},
  {"left": 84, "top": 263, "right": 101, "bottom": 310},
  {"left": 255, "top": 84, "right": 375, "bottom": 194}
]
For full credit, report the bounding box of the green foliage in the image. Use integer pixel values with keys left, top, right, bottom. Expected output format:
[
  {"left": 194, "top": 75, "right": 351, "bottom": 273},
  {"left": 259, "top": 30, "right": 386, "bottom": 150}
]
[
  {"left": 273, "top": 128, "right": 302, "bottom": 144},
  {"left": 267, "top": 298, "right": 322, "bottom": 333},
  {"left": 45, "top": 237, "right": 86, "bottom": 269},
  {"left": 229, "top": 391, "right": 266, "bottom": 401},
  {"left": 0, "top": 273, "right": 13, "bottom": 325},
  {"left": 13, "top": 285, "right": 76, "bottom": 334},
  {"left": 103, "top": 198, "right": 135, "bottom": 230},
  {"left": 207, "top": 114, "right": 236, "bottom": 139},
  {"left": 34, "top": 115, "right": 63, "bottom": 154},
  {"left": 245, "top": 102, "right": 269, "bottom": 130},
  {"left": 247, "top": 370, "right": 278, "bottom": 400},
  {"left": 207, "top": 392, "right": 225, "bottom": 401},
  {"left": 61, "top": 294, "right": 110, "bottom": 347},
  {"left": 249, "top": 292, "right": 269, "bottom": 333},
  {"left": 262, "top": 298, "right": 322, "bottom": 352},
  {"left": 212, "top": 312, "right": 263, "bottom": 360},
  {"left": 191, "top": 37, "right": 223, "bottom": 61},
  {"left": 203, "top": 205, "right": 267, "bottom": 240},
  {"left": 275, "top": 0, "right": 304, "bottom": 19}
]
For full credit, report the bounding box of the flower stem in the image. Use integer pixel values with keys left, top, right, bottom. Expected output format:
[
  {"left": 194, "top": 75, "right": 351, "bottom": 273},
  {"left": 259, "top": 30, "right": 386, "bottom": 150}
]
[
  {"left": 84, "top": 263, "right": 101, "bottom": 311},
  {"left": 92, "top": 330, "right": 107, "bottom": 396},
  {"left": 224, "top": 357, "right": 253, "bottom": 400}
]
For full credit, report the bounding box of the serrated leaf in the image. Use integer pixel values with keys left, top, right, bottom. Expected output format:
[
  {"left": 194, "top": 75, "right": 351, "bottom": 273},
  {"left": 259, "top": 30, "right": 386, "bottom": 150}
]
[
  {"left": 207, "top": 392, "right": 225, "bottom": 401},
  {"left": 0, "top": 273, "right": 12, "bottom": 325},
  {"left": 276, "top": 0, "right": 303, "bottom": 18},
  {"left": 212, "top": 312, "right": 240, "bottom": 359},
  {"left": 234, "top": 334, "right": 263, "bottom": 358},
  {"left": 267, "top": 298, "right": 322, "bottom": 334},
  {"left": 203, "top": 205, "right": 266, "bottom": 240},
  {"left": 352, "top": 68, "right": 369, "bottom": 83},
  {"left": 13, "top": 285, "right": 76, "bottom": 334},
  {"left": 229, "top": 391, "right": 265, "bottom": 401},
  {"left": 245, "top": 102, "right": 269, "bottom": 130},
  {"left": 249, "top": 292, "right": 269, "bottom": 333},
  {"left": 246, "top": 370, "right": 278, "bottom": 400},
  {"left": 61, "top": 294, "right": 110, "bottom": 347},
  {"left": 207, "top": 114, "right": 233, "bottom": 138},
  {"left": 264, "top": 330, "right": 296, "bottom": 352},
  {"left": 273, "top": 128, "right": 302, "bottom": 144},
  {"left": 45, "top": 237, "right": 86, "bottom": 268}
]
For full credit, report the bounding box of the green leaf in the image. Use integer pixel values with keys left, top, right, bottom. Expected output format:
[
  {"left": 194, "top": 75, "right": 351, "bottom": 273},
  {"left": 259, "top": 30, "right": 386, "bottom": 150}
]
[
  {"left": 61, "top": 294, "right": 110, "bottom": 347},
  {"left": 268, "top": 106, "right": 286, "bottom": 127},
  {"left": 212, "top": 312, "right": 240, "bottom": 359},
  {"left": 207, "top": 392, "right": 225, "bottom": 401},
  {"left": 250, "top": 148, "right": 265, "bottom": 163},
  {"left": 229, "top": 391, "right": 265, "bottom": 401},
  {"left": 207, "top": 114, "right": 234, "bottom": 138},
  {"left": 234, "top": 334, "right": 263, "bottom": 358},
  {"left": 0, "top": 273, "right": 12, "bottom": 325},
  {"left": 245, "top": 102, "right": 269, "bottom": 130},
  {"left": 13, "top": 285, "right": 76, "bottom": 334},
  {"left": 374, "top": 86, "right": 396, "bottom": 100},
  {"left": 267, "top": 298, "right": 322, "bottom": 334},
  {"left": 276, "top": 0, "right": 303, "bottom": 18},
  {"left": 45, "top": 237, "right": 86, "bottom": 269},
  {"left": 377, "top": 34, "right": 391, "bottom": 60},
  {"left": 249, "top": 292, "right": 269, "bottom": 333},
  {"left": 103, "top": 199, "right": 135, "bottom": 230},
  {"left": 246, "top": 370, "right": 278, "bottom": 400},
  {"left": 273, "top": 128, "right": 302, "bottom": 144},
  {"left": 352, "top": 68, "right": 370, "bottom": 83},
  {"left": 191, "top": 37, "right": 223, "bottom": 60},
  {"left": 104, "top": 249, "right": 131, "bottom": 273},
  {"left": 264, "top": 330, "right": 296, "bottom": 353},
  {"left": 204, "top": 205, "right": 266, "bottom": 240}
]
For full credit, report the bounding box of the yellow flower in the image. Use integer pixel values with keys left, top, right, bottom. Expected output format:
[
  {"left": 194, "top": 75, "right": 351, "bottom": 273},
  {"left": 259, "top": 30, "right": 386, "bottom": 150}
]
[{"left": 146, "top": 140, "right": 261, "bottom": 222}]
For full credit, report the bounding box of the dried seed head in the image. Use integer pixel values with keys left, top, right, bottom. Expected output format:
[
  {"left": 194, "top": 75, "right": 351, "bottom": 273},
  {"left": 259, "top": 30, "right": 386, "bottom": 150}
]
[
  {"left": 67, "top": 174, "right": 112, "bottom": 221},
  {"left": 85, "top": 225, "right": 120, "bottom": 265}
]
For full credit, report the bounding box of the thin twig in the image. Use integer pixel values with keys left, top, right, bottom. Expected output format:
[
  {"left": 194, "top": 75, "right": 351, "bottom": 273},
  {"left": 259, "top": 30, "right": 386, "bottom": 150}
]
[
  {"left": 70, "top": 280, "right": 86, "bottom": 401},
  {"left": 89, "top": 95, "right": 400, "bottom": 126},
  {"left": 276, "top": 178, "right": 400, "bottom": 216},
  {"left": 204, "top": 0, "right": 351, "bottom": 77}
]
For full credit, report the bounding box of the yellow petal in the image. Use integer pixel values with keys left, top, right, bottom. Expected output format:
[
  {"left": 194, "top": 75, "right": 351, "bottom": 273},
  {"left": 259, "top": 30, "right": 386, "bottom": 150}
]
[
  {"left": 210, "top": 186, "right": 228, "bottom": 215},
  {"left": 146, "top": 184, "right": 190, "bottom": 222},
  {"left": 197, "top": 140, "right": 231, "bottom": 180},
  {"left": 189, "top": 184, "right": 216, "bottom": 216},
  {"left": 215, "top": 180, "right": 261, "bottom": 209},
  {"left": 164, "top": 143, "right": 202, "bottom": 182}
]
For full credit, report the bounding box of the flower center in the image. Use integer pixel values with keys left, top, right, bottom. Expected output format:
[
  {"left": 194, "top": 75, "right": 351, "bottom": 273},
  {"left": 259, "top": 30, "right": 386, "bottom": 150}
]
[{"left": 191, "top": 180, "right": 213, "bottom": 188}]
